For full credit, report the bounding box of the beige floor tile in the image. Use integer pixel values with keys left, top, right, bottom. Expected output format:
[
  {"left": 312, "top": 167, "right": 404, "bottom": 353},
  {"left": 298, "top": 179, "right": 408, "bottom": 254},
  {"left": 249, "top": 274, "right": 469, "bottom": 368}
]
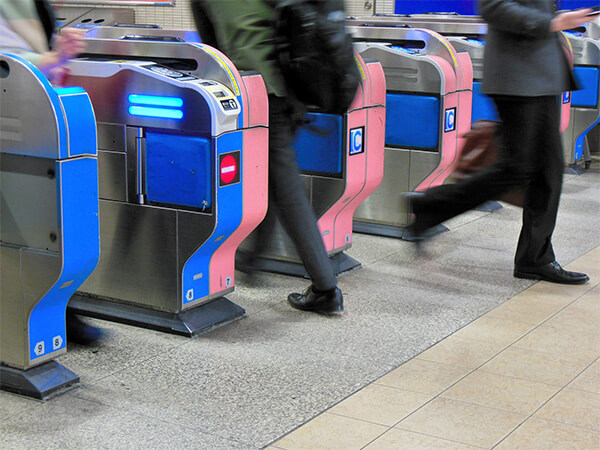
[
  {"left": 535, "top": 388, "right": 600, "bottom": 431},
  {"left": 480, "top": 346, "right": 591, "bottom": 387},
  {"left": 484, "top": 298, "right": 563, "bottom": 325},
  {"left": 514, "top": 322, "right": 600, "bottom": 363},
  {"left": 397, "top": 397, "right": 526, "bottom": 448},
  {"left": 571, "top": 286, "right": 600, "bottom": 314},
  {"left": 375, "top": 359, "right": 471, "bottom": 395},
  {"left": 274, "top": 413, "right": 388, "bottom": 450},
  {"left": 442, "top": 370, "right": 560, "bottom": 415},
  {"left": 416, "top": 335, "right": 504, "bottom": 370},
  {"left": 519, "top": 281, "right": 593, "bottom": 306},
  {"left": 452, "top": 316, "right": 534, "bottom": 346},
  {"left": 570, "top": 360, "right": 600, "bottom": 394},
  {"left": 364, "top": 428, "right": 479, "bottom": 449},
  {"left": 328, "top": 384, "right": 431, "bottom": 426},
  {"left": 545, "top": 304, "right": 600, "bottom": 336},
  {"left": 495, "top": 417, "right": 600, "bottom": 450}
]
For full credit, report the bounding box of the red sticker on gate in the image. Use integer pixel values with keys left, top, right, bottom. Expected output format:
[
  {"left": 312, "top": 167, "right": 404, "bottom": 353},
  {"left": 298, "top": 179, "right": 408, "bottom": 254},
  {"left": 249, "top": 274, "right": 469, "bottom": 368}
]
[{"left": 219, "top": 151, "right": 241, "bottom": 186}]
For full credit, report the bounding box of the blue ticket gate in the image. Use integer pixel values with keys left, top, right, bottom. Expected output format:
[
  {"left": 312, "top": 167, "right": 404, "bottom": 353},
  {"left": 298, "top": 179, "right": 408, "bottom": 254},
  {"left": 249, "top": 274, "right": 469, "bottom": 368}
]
[
  {"left": 0, "top": 54, "right": 100, "bottom": 399},
  {"left": 562, "top": 34, "right": 600, "bottom": 171},
  {"left": 62, "top": 36, "right": 269, "bottom": 336}
]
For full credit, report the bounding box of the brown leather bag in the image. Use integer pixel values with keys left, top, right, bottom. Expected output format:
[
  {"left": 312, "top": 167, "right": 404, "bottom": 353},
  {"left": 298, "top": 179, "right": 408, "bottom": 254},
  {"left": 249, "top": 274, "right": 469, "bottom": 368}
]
[{"left": 451, "top": 120, "right": 523, "bottom": 207}]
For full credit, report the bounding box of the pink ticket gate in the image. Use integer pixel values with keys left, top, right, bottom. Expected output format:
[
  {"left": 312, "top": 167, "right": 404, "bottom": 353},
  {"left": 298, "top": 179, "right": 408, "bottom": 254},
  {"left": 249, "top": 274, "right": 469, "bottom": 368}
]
[{"left": 240, "top": 53, "right": 386, "bottom": 277}]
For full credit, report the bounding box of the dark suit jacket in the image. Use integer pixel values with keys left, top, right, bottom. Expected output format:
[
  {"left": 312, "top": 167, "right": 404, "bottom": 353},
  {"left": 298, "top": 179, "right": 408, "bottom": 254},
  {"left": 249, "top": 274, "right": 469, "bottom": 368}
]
[{"left": 479, "top": 0, "right": 577, "bottom": 96}]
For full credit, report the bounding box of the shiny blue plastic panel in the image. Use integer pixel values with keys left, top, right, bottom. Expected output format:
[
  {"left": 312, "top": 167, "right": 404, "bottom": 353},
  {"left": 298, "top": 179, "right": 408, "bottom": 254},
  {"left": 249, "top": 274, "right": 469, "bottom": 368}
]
[
  {"left": 145, "top": 132, "right": 212, "bottom": 209},
  {"left": 386, "top": 93, "right": 440, "bottom": 149},
  {"left": 181, "top": 131, "right": 243, "bottom": 304},
  {"left": 29, "top": 157, "right": 100, "bottom": 361},
  {"left": 293, "top": 113, "right": 343, "bottom": 175},
  {"left": 572, "top": 67, "right": 599, "bottom": 108},
  {"left": 57, "top": 88, "right": 98, "bottom": 157},
  {"left": 472, "top": 82, "right": 499, "bottom": 122}
]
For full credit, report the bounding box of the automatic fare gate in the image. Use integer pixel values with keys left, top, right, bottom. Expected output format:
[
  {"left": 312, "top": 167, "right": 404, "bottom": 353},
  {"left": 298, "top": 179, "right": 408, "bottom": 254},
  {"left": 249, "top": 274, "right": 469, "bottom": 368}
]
[
  {"left": 0, "top": 54, "right": 100, "bottom": 398},
  {"left": 348, "top": 25, "right": 472, "bottom": 238},
  {"left": 242, "top": 53, "right": 386, "bottom": 277},
  {"left": 63, "top": 36, "right": 269, "bottom": 336},
  {"left": 562, "top": 33, "right": 600, "bottom": 171}
]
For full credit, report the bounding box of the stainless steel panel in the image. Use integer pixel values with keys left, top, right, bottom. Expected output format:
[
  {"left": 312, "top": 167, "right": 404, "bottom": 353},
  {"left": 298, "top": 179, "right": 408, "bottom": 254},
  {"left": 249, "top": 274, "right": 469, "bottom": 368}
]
[
  {"left": 98, "top": 150, "right": 127, "bottom": 201},
  {"left": 409, "top": 149, "right": 441, "bottom": 190},
  {"left": 86, "top": 27, "right": 200, "bottom": 43},
  {"left": 80, "top": 38, "right": 238, "bottom": 95},
  {"left": 78, "top": 201, "right": 180, "bottom": 312},
  {"left": 0, "top": 154, "right": 59, "bottom": 252},
  {"left": 0, "top": 246, "right": 25, "bottom": 368},
  {"left": 0, "top": 55, "right": 61, "bottom": 159},
  {"left": 349, "top": 15, "right": 488, "bottom": 37},
  {"left": 568, "top": 36, "right": 600, "bottom": 66},
  {"left": 53, "top": 6, "right": 135, "bottom": 29},
  {"left": 97, "top": 123, "right": 126, "bottom": 152},
  {"left": 447, "top": 37, "right": 485, "bottom": 80},
  {"left": 311, "top": 176, "right": 346, "bottom": 218},
  {"left": 354, "top": 147, "right": 411, "bottom": 227}
]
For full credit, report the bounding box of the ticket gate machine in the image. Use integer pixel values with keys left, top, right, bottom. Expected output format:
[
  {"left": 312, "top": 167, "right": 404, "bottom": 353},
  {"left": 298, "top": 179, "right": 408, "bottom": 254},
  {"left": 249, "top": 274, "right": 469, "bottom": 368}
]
[
  {"left": 348, "top": 25, "right": 473, "bottom": 238},
  {"left": 243, "top": 54, "right": 386, "bottom": 277},
  {"left": 63, "top": 37, "right": 269, "bottom": 336},
  {"left": 53, "top": 5, "right": 135, "bottom": 30},
  {"left": 0, "top": 55, "right": 100, "bottom": 398},
  {"left": 562, "top": 34, "right": 600, "bottom": 171}
]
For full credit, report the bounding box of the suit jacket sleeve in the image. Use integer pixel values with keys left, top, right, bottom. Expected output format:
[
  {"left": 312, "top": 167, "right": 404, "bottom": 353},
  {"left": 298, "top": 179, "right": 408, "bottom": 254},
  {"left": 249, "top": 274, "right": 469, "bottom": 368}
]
[{"left": 479, "top": 0, "right": 554, "bottom": 39}]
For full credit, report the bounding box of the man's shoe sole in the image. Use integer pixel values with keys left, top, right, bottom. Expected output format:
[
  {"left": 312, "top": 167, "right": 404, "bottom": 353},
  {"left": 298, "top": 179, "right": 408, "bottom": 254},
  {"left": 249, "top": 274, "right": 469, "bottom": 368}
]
[
  {"left": 513, "top": 270, "right": 589, "bottom": 285},
  {"left": 288, "top": 301, "right": 344, "bottom": 313}
]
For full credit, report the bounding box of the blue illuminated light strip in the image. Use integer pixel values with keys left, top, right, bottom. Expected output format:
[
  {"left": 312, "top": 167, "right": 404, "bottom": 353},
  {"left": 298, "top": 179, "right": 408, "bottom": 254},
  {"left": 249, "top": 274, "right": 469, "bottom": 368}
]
[
  {"left": 56, "top": 87, "right": 86, "bottom": 96},
  {"left": 129, "top": 106, "right": 184, "bottom": 120},
  {"left": 128, "top": 94, "right": 184, "bottom": 108}
]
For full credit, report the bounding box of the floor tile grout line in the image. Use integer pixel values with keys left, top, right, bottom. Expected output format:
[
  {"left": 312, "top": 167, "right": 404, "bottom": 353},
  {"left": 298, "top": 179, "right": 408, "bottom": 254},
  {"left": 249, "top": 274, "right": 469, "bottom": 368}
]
[
  {"left": 266, "top": 246, "right": 600, "bottom": 448},
  {"left": 359, "top": 425, "right": 489, "bottom": 450}
]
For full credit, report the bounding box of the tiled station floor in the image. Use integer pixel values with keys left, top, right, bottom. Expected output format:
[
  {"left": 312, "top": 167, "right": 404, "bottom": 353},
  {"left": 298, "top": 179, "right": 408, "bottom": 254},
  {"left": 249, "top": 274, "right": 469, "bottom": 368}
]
[
  {"left": 1, "top": 160, "right": 599, "bottom": 449},
  {"left": 271, "top": 248, "right": 600, "bottom": 449}
]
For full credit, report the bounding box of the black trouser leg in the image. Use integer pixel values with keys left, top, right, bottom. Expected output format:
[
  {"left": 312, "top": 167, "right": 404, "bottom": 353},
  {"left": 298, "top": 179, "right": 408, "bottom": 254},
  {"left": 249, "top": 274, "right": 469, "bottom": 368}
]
[
  {"left": 512, "top": 97, "right": 563, "bottom": 268},
  {"left": 257, "top": 95, "right": 337, "bottom": 292},
  {"left": 414, "top": 96, "right": 563, "bottom": 268}
]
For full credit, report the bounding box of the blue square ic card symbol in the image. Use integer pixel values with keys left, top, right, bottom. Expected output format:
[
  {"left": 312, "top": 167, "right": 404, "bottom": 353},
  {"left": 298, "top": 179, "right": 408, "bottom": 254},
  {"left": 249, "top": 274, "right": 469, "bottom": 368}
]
[
  {"left": 563, "top": 92, "right": 571, "bottom": 104},
  {"left": 444, "top": 107, "right": 456, "bottom": 133},
  {"left": 349, "top": 126, "right": 365, "bottom": 156}
]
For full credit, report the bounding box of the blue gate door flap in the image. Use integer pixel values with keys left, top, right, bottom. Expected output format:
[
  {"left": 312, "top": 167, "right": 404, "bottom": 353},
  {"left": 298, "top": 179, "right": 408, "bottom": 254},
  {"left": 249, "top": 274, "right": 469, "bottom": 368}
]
[
  {"left": 293, "top": 113, "right": 343, "bottom": 175},
  {"left": 386, "top": 93, "right": 440, "bottom": 149},
  {"left": 572, "top": 67, "right": 599, "bottom": 108},
  {"left": 145, "top": 132, "right": 212, "bottom": 209}
]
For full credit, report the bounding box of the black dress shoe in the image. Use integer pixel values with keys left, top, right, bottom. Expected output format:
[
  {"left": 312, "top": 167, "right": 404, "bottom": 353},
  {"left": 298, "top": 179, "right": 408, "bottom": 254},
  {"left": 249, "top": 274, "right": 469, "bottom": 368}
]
[
  {"left": 403, "top": 192, "right": 430, "bottom": 242},
  {"left": 514, "top": 261, "right": 589, "bottom": 285},
  {"left": 66, "top": 312, "right": 105, "bottom": 345},
  {"left": 288, "top": 286, "right": 343, "bottom": 313}
]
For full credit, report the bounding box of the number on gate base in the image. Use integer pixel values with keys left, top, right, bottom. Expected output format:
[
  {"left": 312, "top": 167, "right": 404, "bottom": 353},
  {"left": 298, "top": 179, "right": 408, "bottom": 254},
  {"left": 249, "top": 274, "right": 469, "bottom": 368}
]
[
  {"left": 53, "top": 335, "right": 64, "bottom": 350},
  {"left": 186, "top": 289, "right": 194, "bottom": 301},
  {"left": 34, "top": 341, "right": 45, "bottom": 356}
]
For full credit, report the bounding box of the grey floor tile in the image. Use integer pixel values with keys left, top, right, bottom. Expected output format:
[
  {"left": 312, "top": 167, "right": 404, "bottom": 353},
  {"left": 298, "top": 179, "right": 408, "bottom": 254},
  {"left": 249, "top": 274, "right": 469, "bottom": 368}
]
[{"left": 0, "top": 394, "right": 252, "bottom": 449}]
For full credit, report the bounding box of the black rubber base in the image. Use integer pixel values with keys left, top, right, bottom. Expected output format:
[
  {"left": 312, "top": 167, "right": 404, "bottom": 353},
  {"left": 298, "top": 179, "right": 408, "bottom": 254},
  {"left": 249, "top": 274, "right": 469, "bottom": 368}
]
[
  {"left": 565, "top": 164, "right": 586, "bottom": 175},
  {"left": 475, "top": 200, "right": 503, "bottom": 212},
  {"left": 353, "top": 221, "right": 448, "bottom": 241},
  {"left": 240, "top": 252, "right": 361, "bottom": 279},
  {"left": 68, "top": 295, "right": 245, "bottom": 337},
  {"left": 0, "top": 361, "right": 79, "bottom": 400}
]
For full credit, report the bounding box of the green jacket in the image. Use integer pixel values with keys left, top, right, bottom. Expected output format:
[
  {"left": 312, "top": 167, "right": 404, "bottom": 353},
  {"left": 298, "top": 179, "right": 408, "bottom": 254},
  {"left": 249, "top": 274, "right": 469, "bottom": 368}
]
[{"left": 191, "top": 0, "right": 287, "bottom": 96}]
